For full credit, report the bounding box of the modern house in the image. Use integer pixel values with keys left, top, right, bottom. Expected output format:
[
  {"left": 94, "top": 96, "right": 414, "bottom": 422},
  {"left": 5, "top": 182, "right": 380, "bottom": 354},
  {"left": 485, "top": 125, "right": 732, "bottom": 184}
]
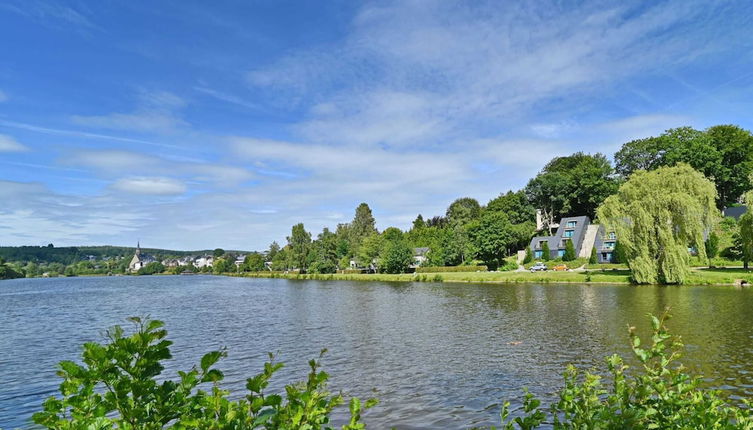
[{"left": 529, "top": 216, "right": 617, "bottom": 263}]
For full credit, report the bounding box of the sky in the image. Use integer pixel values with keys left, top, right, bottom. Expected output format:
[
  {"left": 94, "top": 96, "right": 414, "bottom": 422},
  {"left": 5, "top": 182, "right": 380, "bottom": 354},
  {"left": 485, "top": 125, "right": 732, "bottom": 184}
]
[{"left": 1, "top": 0, "right": 752, "bottom": 251}]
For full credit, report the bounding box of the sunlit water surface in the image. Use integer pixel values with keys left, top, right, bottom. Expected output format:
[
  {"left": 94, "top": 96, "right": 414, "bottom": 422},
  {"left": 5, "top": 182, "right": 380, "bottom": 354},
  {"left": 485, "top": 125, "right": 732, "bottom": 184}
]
[{"left": 2, "top": 276, "right": 753, "bottom": 428}]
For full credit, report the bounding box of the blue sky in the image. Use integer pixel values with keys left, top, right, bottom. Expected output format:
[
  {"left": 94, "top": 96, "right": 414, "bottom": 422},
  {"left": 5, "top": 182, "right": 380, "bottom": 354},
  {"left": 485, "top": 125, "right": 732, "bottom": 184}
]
[{"left": 1, "top": 0, "right": 752, "bottom": 250}]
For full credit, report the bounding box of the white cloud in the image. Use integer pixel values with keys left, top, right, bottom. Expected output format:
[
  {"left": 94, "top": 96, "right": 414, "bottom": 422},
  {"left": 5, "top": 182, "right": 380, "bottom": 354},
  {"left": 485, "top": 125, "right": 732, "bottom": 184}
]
[
  {"left": 111, "top": 176, "right": 187, "bottom": 195},
  {"left": 0, "top": 89, "right": 7, "bottom": 102},
  {"left": 71, "top": 90, "right": 188, "bottom": 133},
  {"left": 70, "top": 150, "right": 160, "bottom": 172},
  {"left": 0, "top": 134, "right": 29, "bottom": 152}
]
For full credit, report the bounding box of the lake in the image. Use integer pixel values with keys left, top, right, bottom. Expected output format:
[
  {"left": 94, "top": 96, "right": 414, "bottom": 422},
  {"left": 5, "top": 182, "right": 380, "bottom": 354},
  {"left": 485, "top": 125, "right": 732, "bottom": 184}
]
[{"left": 2, "top": 276, "right": 753, "bottom": 429}]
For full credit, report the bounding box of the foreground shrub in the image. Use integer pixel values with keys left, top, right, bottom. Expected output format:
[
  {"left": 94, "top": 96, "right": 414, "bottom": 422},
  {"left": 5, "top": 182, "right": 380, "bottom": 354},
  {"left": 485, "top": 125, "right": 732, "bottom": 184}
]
[
  {"left": 416, "top": 265, "right": 487, "bottom": 273},
  {"left": 497, "top": 310, "right": 753, "bottom": 429},
  {"left": 33, "top": 317, "right": 376, "bottom": 429}
]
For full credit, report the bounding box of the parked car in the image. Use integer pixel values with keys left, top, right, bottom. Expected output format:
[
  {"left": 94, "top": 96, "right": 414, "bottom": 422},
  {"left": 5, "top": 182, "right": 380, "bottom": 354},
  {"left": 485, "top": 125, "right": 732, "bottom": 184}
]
[
  {"left": 530, "top": 262, "right": 548, "bottom": 272},
  {"left": 552, "top": 264, "right": 569, "bottom": 271}
]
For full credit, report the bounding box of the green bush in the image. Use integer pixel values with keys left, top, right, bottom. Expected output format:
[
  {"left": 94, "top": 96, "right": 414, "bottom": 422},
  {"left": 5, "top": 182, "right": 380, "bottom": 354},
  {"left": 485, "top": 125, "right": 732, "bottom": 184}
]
[
  {"left": 416, "top": 265, "right": 487, "bottom": 273},
  {"left": 498, "top": 310, "right": 753, "bottom": 429},
  {"left": 523, "top": 247, "right": 533, "bottom": 264},
  {"left": 562, "top": 240, "right": 576, "bottom": 261},
  {"left": 33, "top": 317, "right": 376, "bottom": 429},
  {"left": 498, "top": 259, "right": 519, "bottom": 272},
  {"left": 589, "top": 247, "right": 598, "bottom": 265}
]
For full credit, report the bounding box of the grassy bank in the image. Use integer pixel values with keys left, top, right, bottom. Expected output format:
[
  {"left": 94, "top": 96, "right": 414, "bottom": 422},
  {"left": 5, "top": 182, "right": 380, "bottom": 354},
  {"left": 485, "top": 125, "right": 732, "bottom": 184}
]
[
  {"left": 230, "top": 267, "right": 753, "bottom": 286},
  {"left": 231, "top": 269, "right": 633, "bottom": 284}
]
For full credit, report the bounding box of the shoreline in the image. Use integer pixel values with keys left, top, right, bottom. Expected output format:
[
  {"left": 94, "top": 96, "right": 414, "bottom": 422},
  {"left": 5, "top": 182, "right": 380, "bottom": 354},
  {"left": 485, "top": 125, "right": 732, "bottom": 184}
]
[
  {"left": 227, "top": 268, "right": 753, "bottom": 286},
  {"left": 6, "top": 268, "right": 753, "bottom": 286}
]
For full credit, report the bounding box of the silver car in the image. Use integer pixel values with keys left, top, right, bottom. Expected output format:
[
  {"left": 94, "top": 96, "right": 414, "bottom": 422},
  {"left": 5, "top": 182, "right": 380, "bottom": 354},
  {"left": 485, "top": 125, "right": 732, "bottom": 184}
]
[{"left": 530, "top": 262, "right": 548, "bottom": 272}]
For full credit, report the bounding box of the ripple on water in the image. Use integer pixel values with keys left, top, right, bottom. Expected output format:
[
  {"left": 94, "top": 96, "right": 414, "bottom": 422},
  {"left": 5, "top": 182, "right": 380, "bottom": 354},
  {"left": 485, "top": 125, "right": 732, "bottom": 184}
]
[{"left": 3, "top": 277, "right": 753, "bottom": 429}]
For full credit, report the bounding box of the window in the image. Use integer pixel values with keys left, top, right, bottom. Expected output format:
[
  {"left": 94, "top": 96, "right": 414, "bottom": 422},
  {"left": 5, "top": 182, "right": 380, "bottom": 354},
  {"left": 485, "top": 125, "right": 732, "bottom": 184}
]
[
  {"left": 563, "top": 229, "right": 574, "bottom": 238},
  {"left": 602, "top": 252, "right": 613, "bottom": 262},
  {"left": 534, "top": 250, "right": 542, "bottom": 258},
  {"left": 604, "top": 241, "right": 615, "bottom": 249},
  {"left": 558, "top": 249, "right": 566, "bottom": 257},
  {"left": 566, "top": 220, "right": 577, "bottom": 228}
]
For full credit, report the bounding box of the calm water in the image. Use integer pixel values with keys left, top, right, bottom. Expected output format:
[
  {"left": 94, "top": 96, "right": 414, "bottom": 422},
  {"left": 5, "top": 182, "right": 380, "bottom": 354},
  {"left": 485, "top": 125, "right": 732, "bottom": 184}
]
[{"left": 2, "top": 276, "right": 753, "bottom": 428}]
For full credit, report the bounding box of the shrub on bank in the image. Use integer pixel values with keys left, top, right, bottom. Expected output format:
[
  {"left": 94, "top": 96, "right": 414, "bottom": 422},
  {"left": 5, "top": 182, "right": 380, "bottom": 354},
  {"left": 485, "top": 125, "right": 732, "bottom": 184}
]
[
  {"left": 33, "top": 317, "right": 376, "bottom": 429},
  {"left": 499, "top": 310, "right": 753, "bottom": 429},
  {"left": 416, "top": 265, "right": 487, "bottom": 273}
]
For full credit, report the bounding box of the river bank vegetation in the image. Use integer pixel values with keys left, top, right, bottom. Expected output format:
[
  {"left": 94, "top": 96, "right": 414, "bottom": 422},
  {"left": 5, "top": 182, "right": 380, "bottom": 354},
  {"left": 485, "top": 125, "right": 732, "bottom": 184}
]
[
  {"left": 33, "top": 312, "right": 753, "bottom": 429},
  {"left": 3, "top": 125, "right": 753, "bottom": 285}
]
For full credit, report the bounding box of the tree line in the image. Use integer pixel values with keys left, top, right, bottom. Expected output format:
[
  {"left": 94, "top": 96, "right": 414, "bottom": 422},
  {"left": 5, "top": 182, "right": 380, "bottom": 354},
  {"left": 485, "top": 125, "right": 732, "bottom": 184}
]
[{"left": 258, "top": 124, "right": 753, "bottom": 280}]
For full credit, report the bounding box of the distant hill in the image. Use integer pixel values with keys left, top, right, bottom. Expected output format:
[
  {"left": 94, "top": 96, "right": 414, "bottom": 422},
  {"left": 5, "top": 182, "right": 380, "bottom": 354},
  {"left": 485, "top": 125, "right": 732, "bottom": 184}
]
[{"left": 0, "top": 245, "right": 256, "bottom": 265}]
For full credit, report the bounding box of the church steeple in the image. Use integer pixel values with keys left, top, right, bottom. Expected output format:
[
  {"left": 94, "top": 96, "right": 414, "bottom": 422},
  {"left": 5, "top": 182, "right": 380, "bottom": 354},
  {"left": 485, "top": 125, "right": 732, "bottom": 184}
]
[{"left": 136, "top": 241, "right": 141, "bottom": 255}]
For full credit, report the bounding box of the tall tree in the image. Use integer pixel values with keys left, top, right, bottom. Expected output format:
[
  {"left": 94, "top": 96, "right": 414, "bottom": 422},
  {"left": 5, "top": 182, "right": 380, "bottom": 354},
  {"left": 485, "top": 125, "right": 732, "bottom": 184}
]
[
  {"left": 525, "top": 152, "right": 618, "bottom": 229},
  {"left": 286, "top": 223, "right": 312, "bottom": 270},
  {"left": 446, "top": 197, "right": 482, "bottom": 227},
  {"left": 267, "top": 241, "right": 280, "bottom": 261},
  {"left": 707, "top": 125, "right": 753, "bottom": 207},
  {"left": 614, "top": 125, "right": 753, "bottom": 208},
  {"left": 467, "top": 211, "right": 516, "bottom": 270},
  {"left": 598, "top": 164, "right": 717, "bottom": 284},
  {"left": 379, "top": 237, "right": 413, "bottom": 274},
  {"left": 486, "top": 190, "right": 535, "bottom": 224},
  {"left": 351, "top": 203, "right": 377, "bottom": 239}
]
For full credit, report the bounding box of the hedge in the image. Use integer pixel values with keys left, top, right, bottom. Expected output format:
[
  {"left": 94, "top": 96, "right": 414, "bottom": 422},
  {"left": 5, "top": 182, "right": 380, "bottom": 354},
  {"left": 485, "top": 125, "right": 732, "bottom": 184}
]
[{"left": 416, "top": 265, "right": 487, "bottom": 273}]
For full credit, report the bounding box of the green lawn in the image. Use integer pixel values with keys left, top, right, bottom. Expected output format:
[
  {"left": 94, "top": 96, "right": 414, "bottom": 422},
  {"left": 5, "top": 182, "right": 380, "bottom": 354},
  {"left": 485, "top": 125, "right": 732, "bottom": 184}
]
[{"left": 233, "top": 267, "right": 753, "bottom": 286}]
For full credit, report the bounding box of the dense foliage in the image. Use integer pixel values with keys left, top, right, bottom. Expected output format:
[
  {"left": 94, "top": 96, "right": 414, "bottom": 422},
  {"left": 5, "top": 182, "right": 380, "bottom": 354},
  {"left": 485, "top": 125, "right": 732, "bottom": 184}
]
[
  {"left": 614, "top": 125, "right": 753, "bottom": 208},
  {"left": 33, "top": 317, "right": 376, "bottom": 429},
  {"left": 498, "top": 311, "right": 753, "bottom": 429},
  {"left": 524, "top": 152, "right": 619, "bottom": 229},
  {"left": 598, "top": 164, "right": 718, "bottom": 284}
]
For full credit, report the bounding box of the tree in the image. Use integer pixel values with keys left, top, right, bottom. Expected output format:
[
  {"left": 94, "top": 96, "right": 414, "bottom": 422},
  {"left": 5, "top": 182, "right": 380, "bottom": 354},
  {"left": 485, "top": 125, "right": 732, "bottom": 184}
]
[
  {"left": 379, "top": 238, "right": 413, "bottom": 274},
  {"left": 486, "top": 190, "right": 535, "bottom": 224},
  {"left": 446, "top": 197, "right": 481, "bottom": 227},
  {"left": 357, "top": 233, "right": 384, "bottom": 269},
  {"left": 525, "top": 152, "right": 618, "bottom": 229},
  {"left": 271, "top": 247, "right": 290, "bottom": 271},
  {"left": 524, "top": 247, "right": 533, "bottom": 264},
  {"left": 350, "top": 203, "right": 377, "bottom": 252},
  {"left": 308, "top": 228, "right": 338, "bottom": 274},
  {"left": 614, "top": 125, "right": 753, "bottom": 208},
  {"left": 411, "top": 214, "right": 426, "bottom": 230},
  {"left": 243, "top": 253, "right": 265, "bottom": 272},
  {"left": 137, "top": 262, "right": 165, "bottom": 276},
  {"left": 614, "top": 136, "right": 668, "bottom": 176},
  {"left": 467, "top": 211, "right": 515, "bottom": 270},
  {"left": 213, "top": 248, "right": 225, "bottom": 258},
  {"left": 739, "top": 192, "right": 753, "bottom": 269},
  {"left": 597, "top": 164, "right": 717, "bottom": 284},
  {"left": 287, "top": 223, "right": 312, "bottom": 270},
  {"left": 589, "top": 247, "right": 598, "bottom": 264},
  {"left": 705, "top": 232, "right": 719, "bottom": 260},
  {"left": 267, "top": 241, "right": 280, "bottom": 261},
  {"left": 212, "top": 258, "right": 232, "bottom": 274},
  {"left": 707, "top": 125, "right": 753, "bottom": 207},
  {"left": 541, "top": 241, "right": 551, "bottom": 261},
  {"left": 563, "top": 239, "right": 576, "bottom": 261}
]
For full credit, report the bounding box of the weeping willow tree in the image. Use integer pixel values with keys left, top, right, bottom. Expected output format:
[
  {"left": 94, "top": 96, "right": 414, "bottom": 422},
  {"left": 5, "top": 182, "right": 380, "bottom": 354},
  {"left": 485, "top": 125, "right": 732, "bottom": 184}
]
[{"left": 597, "top": 164, "right": 717, "bottom": 284}]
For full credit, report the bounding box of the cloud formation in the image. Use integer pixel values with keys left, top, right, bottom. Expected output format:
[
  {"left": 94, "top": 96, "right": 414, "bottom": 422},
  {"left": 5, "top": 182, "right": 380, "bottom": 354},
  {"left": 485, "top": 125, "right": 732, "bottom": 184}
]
[{"left": 0, "top": 134, "right": 28, "bottom": 152}]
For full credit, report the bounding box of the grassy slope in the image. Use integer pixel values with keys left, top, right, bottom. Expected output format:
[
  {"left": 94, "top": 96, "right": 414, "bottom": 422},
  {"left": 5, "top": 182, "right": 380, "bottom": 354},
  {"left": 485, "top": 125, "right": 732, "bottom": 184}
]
[{"left": 233, "top": 267, "right": 753, "bottom": 286}]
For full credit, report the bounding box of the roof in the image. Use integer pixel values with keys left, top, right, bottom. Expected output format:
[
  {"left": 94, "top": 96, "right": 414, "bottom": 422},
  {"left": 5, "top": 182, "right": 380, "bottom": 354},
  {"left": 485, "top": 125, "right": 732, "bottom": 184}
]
[
  {"left": 723, "top": 206, "right": 748, "bottom": 220},
  {"left": 413, "top": 247, "right": 430, "bottom": 256}
]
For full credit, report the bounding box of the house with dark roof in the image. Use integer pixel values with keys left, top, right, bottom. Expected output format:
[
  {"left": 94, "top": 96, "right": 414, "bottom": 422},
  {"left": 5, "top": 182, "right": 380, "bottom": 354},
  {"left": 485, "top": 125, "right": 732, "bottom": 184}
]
[
  {"left": 529, "top": 216, "right": 617, "bottom": 263},
  {"left": 723, "top": 205, "right": 748, "bottom": 220}
]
